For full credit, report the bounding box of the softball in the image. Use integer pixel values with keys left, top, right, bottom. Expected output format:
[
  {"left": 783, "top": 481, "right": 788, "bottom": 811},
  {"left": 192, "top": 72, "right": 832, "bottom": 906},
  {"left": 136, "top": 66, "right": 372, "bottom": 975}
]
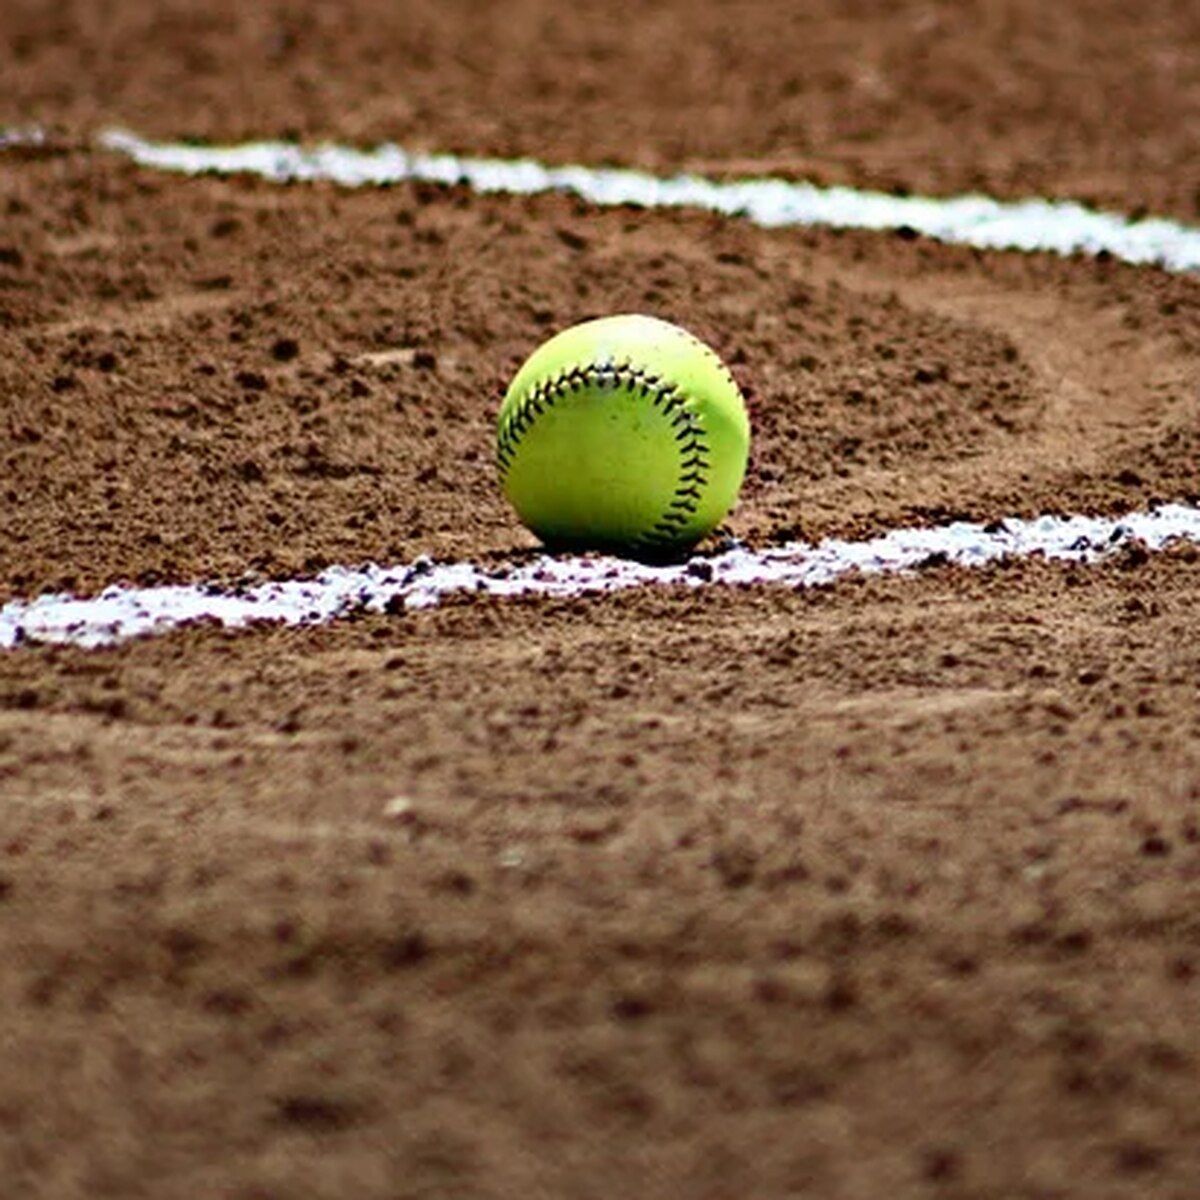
[{"left": 496, "top": 314, "right": 750, "bottom": 557}]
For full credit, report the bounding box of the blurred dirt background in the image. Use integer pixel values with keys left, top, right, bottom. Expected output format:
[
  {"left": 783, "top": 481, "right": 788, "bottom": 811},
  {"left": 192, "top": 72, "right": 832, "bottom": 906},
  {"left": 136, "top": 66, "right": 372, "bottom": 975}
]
[
  {"left": 5, "top": 0, "right": 1200, "bottom": 220},
  {"left": 1, "top": 2, "right": 1199, "bottom": 1198}
]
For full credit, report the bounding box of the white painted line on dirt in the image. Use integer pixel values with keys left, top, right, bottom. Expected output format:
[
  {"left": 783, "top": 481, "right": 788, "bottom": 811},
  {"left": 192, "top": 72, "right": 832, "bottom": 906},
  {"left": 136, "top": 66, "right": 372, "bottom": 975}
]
[
  {"left": 0, "top": 127, "right": 45, "bottom": 150},
  {"left": 100, "top": 129, "right": 1200, "bottom": 272},
  {"left": 2, "top": 506, "right": 1197, "bottom": 650}
]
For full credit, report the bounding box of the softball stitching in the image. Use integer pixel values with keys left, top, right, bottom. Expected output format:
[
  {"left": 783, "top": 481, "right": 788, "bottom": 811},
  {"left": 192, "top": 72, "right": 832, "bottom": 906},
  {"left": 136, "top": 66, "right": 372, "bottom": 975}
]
[{"left": 496, "top": 362, "right": 712, "bottom": 548}]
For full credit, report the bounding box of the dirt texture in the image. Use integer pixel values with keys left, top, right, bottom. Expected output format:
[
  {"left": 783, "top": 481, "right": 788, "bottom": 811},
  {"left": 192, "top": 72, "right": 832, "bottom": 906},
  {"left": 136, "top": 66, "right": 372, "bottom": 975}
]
[
  {"left": 2, "top": 3, "right": 1200, "bottom": 1199},
  {"left": 6, "top": 0, "right": 1200, "bottom": 222},
  {"left": 2, "top": 153, "right": 1197, "bottom": 599}
]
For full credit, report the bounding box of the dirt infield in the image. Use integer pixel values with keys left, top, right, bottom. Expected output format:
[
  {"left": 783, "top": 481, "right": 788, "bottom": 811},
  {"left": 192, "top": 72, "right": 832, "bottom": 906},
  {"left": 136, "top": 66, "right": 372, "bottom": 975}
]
[
  {"left": 3, "top": 153, "right": 1196, "bottom": 599},
  {"left": 2, "top": 3, "right": 1200, "bottom": 1198},
  {"left": 6, "top": 0, "right": 1200, "bottom": 221}
]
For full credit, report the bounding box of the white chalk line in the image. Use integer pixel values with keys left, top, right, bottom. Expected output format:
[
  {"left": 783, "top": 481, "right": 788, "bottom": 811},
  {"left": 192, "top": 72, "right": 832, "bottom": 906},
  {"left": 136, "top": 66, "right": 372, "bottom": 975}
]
[
  {"left": 0, "top": 127, "right": 45, "bottom": 150},
  {"left": 2, "top": 130, "right": 1197, "bottom": 648},
  {"left": 2, "top": 507, "right": 1197, "bottom": 650},
  {"left": 2, "top": 124, "right": 1197, "bottom": 272},
  {"left": 98, "top": 129, "right": 1200, "bottom": 272}
]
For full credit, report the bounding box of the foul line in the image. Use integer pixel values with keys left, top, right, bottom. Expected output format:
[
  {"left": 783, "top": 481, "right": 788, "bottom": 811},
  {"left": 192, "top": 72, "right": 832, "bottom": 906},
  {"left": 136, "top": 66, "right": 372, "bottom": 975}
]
[
  {"left": 0, "top": 127, "right": 45, "bottom": 150},
  {"left": 2, "top": 130, "right": 1197, "bottom": 648},
  {"left": 1, "top": 507, "right": 1197, "bottom": 649},
  {"left": 99, "top": 129, "right": 1200, "bottom": 272}
]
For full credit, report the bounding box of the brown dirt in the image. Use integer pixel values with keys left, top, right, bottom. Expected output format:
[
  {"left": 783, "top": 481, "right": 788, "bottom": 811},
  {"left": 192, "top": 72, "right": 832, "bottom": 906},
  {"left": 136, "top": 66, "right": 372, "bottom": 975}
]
[
  {"left": 4, "top": 0, "right": 1200, "bottom": 221},
  {"left": 2, "top": 152, "right": 1197, "bottom": 600},
  {"left": 2, "top": 556, "right": 1200, "bottom": 1199},
  {"left": 2, "top": 4, "right": 1200, "bottom": 1198}
]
